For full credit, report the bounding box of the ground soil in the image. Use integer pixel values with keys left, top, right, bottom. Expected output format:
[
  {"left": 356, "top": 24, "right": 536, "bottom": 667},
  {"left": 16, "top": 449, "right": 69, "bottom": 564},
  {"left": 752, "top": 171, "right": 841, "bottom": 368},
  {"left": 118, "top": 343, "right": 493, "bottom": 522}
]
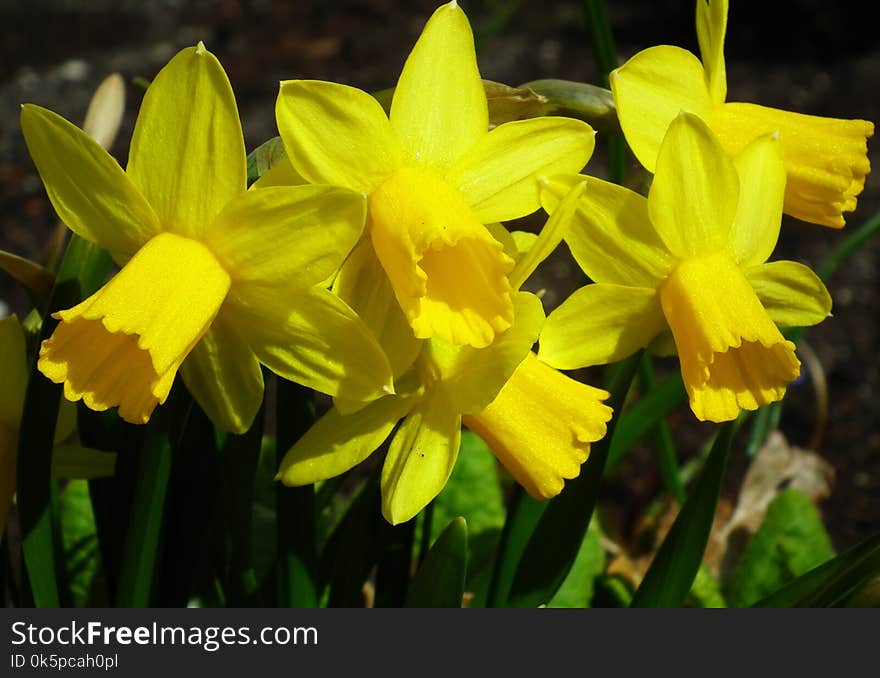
[{"left": 1, "top": 0, "right": 877, "bottom": 553}]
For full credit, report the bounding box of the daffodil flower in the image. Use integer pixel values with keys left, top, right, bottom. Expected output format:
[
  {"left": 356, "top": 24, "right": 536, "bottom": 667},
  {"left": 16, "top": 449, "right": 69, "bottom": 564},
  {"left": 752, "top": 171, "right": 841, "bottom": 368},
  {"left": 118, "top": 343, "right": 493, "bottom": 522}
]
[
  {"left": 610, "top": 0, "right": 873, "bottom": 228},
  {"left": 274, "top": 1, "right": 596, "bottom": 349},
  {"left": 277, "top": 186, "right": 612, "bottom": 525},
  {"left": 0, "top": 315, "right": 114, "bottom": 538},
  {"left": 539, "top": 112, "right": 832, "bottom": 423},
  {"left": 21, "top": 43, "right": 394, "bottom": 433}
]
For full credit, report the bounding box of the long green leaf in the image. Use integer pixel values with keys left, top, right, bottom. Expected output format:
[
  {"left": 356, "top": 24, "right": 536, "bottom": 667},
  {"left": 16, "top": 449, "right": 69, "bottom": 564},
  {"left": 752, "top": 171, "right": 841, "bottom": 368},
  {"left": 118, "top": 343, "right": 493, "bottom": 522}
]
[
  {"left": 752, "top": 531, "right": 880, "bottom": 608},
  {"left": 218, "top": 404, "right": 264, "bottom": 606},
  {"left": 630, "top": 421, "right": 735, "bottom": 608},
  {"left": 405, "top": 517, "right": 468, "bottom": 608},
  {"left": 115, "top": 386, "right": 192, "bottom": 607},
  {"left": 639, "top": 355, "right": 684, "bottom": 503},
  {"left": 504, "top": 351, "right": 642, "bottom": 607},
  {"left": 275, "top": 378, "right": 318, "bottom": 607},
  {"left": 16, "top": 234, "right": 111, "bottom": 607},
  {"left": 485, "top": 487, "right": 545, "bottom": 608},
  {"left": 320, "top": 473, "right": 389, "bottom": 607},
  {"left": 608, "top": 372, "right": 686, "bottom": 470}
]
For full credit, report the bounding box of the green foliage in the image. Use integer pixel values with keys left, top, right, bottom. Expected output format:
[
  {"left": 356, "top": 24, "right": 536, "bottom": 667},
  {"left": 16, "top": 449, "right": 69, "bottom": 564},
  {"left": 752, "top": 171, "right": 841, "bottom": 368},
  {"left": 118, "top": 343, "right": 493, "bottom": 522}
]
[
  {"left": 547, "top": 526, "right": 605, "bottom": 608},
  {"left": 406, "top": 517, "right": 468, "bottom": 608},
  {"left": 59, "top": 480, "right": 105, "bottom": 607},
  {"left": 727, "top": 489, "right": 835, "bottom": 607}
]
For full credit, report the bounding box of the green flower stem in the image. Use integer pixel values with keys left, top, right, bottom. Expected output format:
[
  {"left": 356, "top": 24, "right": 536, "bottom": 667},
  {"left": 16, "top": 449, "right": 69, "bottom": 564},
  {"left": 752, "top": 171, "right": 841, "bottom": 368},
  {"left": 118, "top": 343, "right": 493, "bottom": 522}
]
[
  {"left": 16, "top": 234, "right": 111, "bottom": 607},
  {"left": 583, "top": 0, "right": 628, "bottom": 184},
  {"left": 275, "top": 377, "right": 318, "bottom": 608},
  {"left": 639, "top": 354, "right": 685, "bottom": 504}
]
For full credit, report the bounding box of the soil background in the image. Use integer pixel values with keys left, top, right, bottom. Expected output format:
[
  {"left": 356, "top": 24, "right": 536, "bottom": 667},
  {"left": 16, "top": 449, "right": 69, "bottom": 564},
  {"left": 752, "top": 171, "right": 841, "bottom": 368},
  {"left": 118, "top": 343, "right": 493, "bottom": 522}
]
[{"left": 1, "top": 1, "right": 878, "bottom": 553}]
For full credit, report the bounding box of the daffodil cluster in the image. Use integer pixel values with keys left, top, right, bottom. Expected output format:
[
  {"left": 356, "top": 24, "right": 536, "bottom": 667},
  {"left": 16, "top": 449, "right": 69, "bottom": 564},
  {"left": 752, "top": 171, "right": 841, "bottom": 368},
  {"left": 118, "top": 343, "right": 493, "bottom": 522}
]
[{"left": 13, "top": 0, "right": 873, "bottom": 526}]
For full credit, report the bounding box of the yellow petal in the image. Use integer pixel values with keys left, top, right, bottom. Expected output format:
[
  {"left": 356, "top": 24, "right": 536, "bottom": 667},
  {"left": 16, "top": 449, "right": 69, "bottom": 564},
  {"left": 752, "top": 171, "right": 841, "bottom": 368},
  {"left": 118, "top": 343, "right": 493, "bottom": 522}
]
[
  {"left": 127, "top": 43, "right": 246, "bottom": 238},
  {"left": 0, "top": 422, "right": 17, "bottom": 536},
  {"left": 332, "top": 238, "right": 423, "bottom": 378},
  {"left": 38, "top": 232, "right": 230, "bottom": 424},
  {"left": 463, "top": 353, "right": 611, "bottom": 500},
  {"left": 745, "top": 261, "right": 832, "bottom": 329},
  {"left": 20, "top": 105, "right": 160, "bottom": 265},
  {"left": 390, "top": 1, "right": 487, "bottom": 169},
  {"left": 648, "top": 112, "right": 739, "bottom": 258},
  {"left": 250, "top": 157, "right": 308, "bottom": 190},
  {"left": 659, "top": 252, "right": 800, "bottom": 422},
  {"left": 381, "top": 389, "right": 461, "bottom": 525},
  {"left": 712, "top": 102, "right": 874, "bottom": 228},
  {"left": 448, "top": 117, "right": 596, "bottom": 223},
  {"left": 541, "top": 174, "right": 673, "bottom": 286},
  {"left": 539, "top": 283, "right": 665, "bottom": 369},
  {"left": 696, "top": 0, "right": 728, "bottom": 104},
  {"left": 730, "top": 133, "right": 786, "bottom": 266},
  {"left": 205, "top": 185, "right": 365, "bottom": 290},
  {"left": 277, "top": 80, "right": 403, "bottom": 192},
  {"left": 180, "top": 318, "right": 264, "bottom": 434},
  {"left": 232, "top": 285, "right": 394, "bottom": 403},
  {"left": 277, "top": 394, "right": 415, "bottom": 486},
  {"left": 427, "top": 291, "right": 544, "bottom": 415},
  {"left": 610, "top": 45, "right": 712, "bottom": 173},
  {"left": 508, "top": 180, "right": 585, "bottom": 291},
  {"left": 0, "top": 315, "right": 27, "bottom": 426},
  {"left": 369, "top": 167, "right": 514, "bottom": 348}
]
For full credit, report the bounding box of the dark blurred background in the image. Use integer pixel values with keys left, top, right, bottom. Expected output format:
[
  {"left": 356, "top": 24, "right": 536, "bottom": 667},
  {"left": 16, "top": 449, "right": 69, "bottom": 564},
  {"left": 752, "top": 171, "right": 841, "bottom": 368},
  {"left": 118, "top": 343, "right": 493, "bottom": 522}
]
[{"left": 1, "top": 1, "right": 877, "bottom": 552}]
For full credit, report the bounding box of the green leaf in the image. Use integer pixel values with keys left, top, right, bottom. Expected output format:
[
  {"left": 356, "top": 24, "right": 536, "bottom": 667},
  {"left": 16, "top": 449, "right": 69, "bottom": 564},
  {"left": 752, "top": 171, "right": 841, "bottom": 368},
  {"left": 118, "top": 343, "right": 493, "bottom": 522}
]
[
  {"left": 218, "top": 404, "right": 265, "bottom": 606},
  {"left": 17, "top": 234, "right": 111, "bottom": 607},
  {"left": 687, "top": 564, "right": 726, "bottom": 608},
  {"left": 727, "top": 489, "right": 835, "bottom": 608},
  {"left": 428, "top": 431, "right": 504, "bottom": 606},
  {"left": 59, "top": 480, "right": 106, "bottom": 607},
  {"left": 275, "top": 378, "right": 318, "bottom": 608},
  {"left": 608, "top": 372, "right": 686, "bottom": 471},
  {"left": 319, "top": 472, "right": 389, "bottom": 607},
  {"left": 115, "top": 385, "right": 192, "bottom": 607},
  {"left": 547, "top": 526, "right": 605, "bottom": 608},
  {"left": 752, "top": 530, "right": 880, "bottom": 608},
  {"left": 504, "top": 351, "right": 642, "bottom": 608},
  {"left": 431, "top": 431, "right": 505, "bottom": 540},
  {"left": 51, "top": 445, "right": 116, "bottom": 479},
  {"left": 630, "top": 421, "right": 735, "bottom": 608},
  {"left": 405, "top": 517, "right": 468, "bottom": 608}
]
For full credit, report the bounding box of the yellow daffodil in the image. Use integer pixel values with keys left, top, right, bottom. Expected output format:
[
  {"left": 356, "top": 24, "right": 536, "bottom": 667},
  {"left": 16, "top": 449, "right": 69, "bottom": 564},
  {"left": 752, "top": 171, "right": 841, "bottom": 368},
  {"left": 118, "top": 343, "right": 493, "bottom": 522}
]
[
  {"left": 0, "top": 315, "right": 114, "bottom": 539},
  {"left": 278, "top": 186, "right": 612, "bottom": 524},
  {"left": 274, "top": 1, "right": 596, "bottom": 348},
  {"left": 21, "top": 43, "right": 394, "bottom": 433},
  {"left": 610, "top": 0, "right": 873, "bottom": 228},
  {"left": 539, "top": 112, "right": 832, "bottom": 423}
]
